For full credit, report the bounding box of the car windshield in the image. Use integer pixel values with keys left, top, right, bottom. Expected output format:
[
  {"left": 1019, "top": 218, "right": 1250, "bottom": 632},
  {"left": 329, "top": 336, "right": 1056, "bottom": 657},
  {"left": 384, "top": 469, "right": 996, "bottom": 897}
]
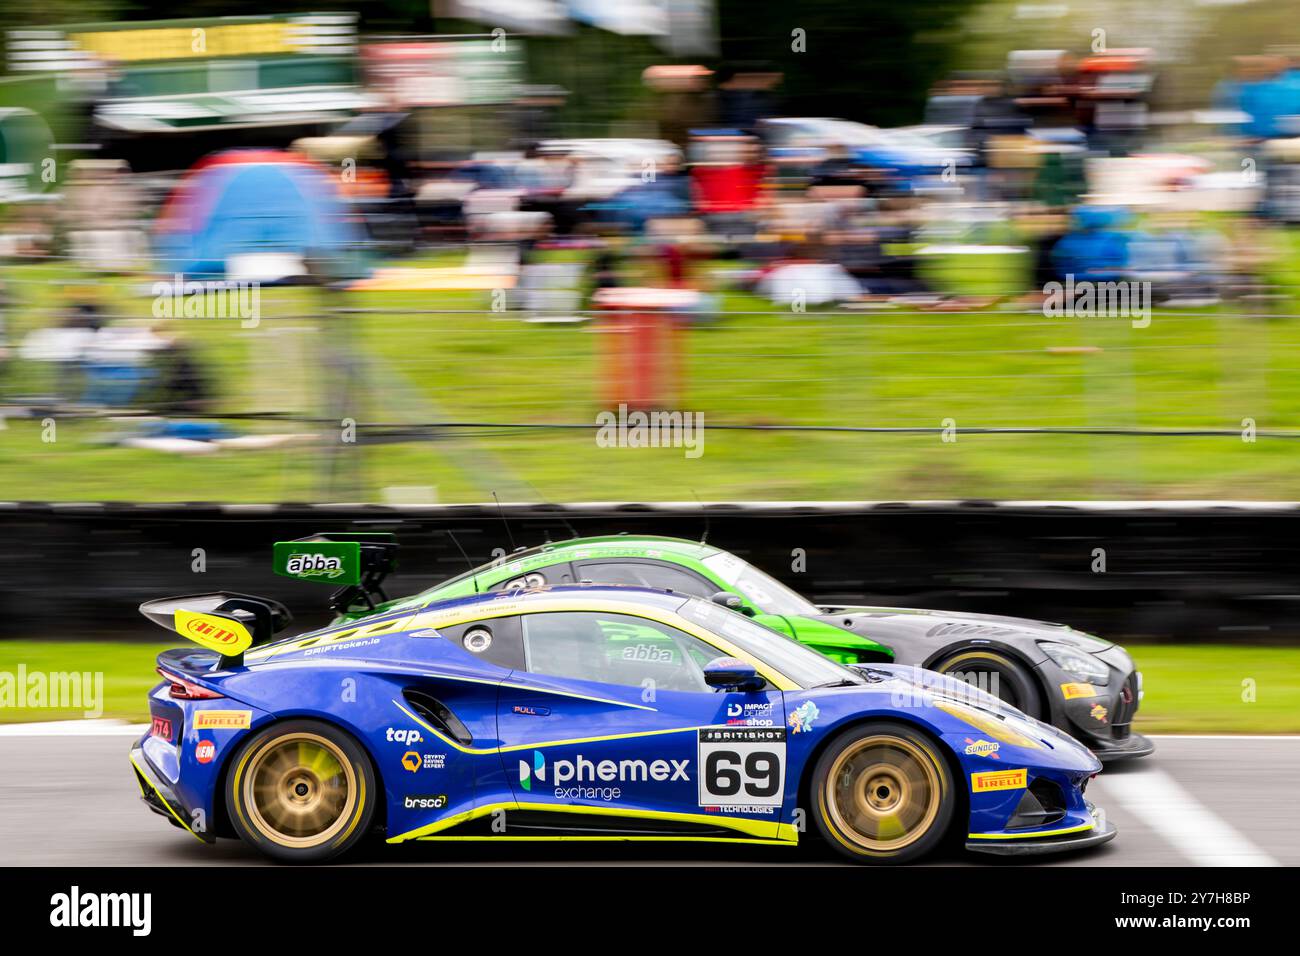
[
  {"left": 700, "top": 552, "right": 821, "bottom": 617},
  {"left": 678, "top": 598, "right": 864, "bottom": 689}
]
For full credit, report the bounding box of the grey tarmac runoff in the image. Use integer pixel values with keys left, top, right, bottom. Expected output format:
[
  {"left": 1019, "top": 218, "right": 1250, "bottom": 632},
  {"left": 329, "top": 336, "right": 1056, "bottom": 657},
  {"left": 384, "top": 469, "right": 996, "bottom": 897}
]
[{"left": 0, "top": 728, "right": 1292, "bottom": 867}]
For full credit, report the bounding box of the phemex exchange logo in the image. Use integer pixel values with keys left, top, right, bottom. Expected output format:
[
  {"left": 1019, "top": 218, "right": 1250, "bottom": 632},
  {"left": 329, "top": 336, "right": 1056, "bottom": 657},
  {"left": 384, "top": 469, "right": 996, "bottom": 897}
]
[{"left": 519, "top": 750, "right": 545, "bottom": 791}]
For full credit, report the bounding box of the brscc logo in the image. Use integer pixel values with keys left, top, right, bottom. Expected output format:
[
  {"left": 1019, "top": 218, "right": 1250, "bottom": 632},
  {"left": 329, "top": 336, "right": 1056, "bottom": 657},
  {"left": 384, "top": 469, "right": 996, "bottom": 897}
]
[{"left": 403, "top": 794, "right": 448, "bottom": 810}]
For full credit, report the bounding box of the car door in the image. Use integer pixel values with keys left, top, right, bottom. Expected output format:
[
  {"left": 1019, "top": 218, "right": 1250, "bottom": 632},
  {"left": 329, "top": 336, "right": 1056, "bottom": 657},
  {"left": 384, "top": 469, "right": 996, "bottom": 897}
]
[{"left": 495, "top": 608, "right": 789, "bottom": 837}]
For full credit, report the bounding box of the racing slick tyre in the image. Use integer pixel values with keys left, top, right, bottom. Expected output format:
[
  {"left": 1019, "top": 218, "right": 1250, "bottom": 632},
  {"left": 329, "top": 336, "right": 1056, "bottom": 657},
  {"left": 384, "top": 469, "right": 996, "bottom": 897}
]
[
  {"left": 933, "top": 649, "right": 1043, "bottom": 719},
  {"left": 810, "top": 721, "right": 955, "bottom": 864},
  {"left": 226, "top": 719, "right": 377, "bottom": 864}
]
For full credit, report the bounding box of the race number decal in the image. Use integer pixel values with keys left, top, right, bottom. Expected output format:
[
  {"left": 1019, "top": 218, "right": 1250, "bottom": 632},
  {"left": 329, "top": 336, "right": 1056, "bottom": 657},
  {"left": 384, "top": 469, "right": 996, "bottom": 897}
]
[{"left": 697, "top": 727, "right": 786, "bottom": 808}]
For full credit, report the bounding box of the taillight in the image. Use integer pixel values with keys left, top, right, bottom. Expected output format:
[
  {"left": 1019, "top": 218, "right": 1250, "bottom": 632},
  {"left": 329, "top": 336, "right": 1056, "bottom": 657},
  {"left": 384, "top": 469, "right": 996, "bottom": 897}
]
[{"left": 157, "top": 668, "right": 224, "bottom": 700}]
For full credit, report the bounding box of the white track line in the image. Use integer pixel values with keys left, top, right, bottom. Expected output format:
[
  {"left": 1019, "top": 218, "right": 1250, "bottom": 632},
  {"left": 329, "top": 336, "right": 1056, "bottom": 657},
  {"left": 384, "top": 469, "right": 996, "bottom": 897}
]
[
  {"left": 0, "top": 719, "right": 147, "bottom": 737},
  {"left": 1098, "top": 767, "right": 1280, "bottom": 866}
]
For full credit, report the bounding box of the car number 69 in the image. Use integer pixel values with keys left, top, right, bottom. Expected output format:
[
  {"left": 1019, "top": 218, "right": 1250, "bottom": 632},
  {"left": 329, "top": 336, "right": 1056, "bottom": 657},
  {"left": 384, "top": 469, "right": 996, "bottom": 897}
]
[{"left": 698, "top": 727, "right": 787, "bottom": 808}]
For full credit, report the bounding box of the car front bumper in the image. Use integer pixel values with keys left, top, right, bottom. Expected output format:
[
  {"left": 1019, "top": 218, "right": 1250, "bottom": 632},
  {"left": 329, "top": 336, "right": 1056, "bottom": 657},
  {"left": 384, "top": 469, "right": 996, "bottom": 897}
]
[{"left": 966, "top": 806, "right": 1117, "bottom": 857}]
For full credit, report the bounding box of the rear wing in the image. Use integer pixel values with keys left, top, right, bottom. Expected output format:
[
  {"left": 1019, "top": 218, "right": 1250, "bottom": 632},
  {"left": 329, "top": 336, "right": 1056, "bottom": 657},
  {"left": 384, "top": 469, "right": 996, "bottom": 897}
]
[
  {"left": 139, "top": 592, "right": 293, "bottom": 668},
  {"left": 272, "top": 532, "right": 399, "bottom": 614}
]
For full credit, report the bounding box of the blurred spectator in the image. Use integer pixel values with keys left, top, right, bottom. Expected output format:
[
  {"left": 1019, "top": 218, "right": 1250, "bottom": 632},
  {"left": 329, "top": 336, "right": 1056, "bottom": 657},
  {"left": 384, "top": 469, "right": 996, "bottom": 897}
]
[
  {"left": 717, "top": 70, "right": 782, "bottom": 133},
  {"left": 1051, "top": 206, "right": 1132, "bottom": 283},
  {"left": 644, "top": 65, "right": 716, "bottom": 148},
  {"left": 149, "top": 327, "right": 212, "bottom": 416}
]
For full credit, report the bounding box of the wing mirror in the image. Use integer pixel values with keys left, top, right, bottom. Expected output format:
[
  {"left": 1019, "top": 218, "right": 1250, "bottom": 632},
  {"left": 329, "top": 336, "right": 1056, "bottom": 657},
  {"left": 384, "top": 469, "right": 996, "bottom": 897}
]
[
  {"left": 710, "top": 591, "right": 755, "bottom": 617},
  {"left": 703, "top": 656, "right": 765, "bottom": 692}
]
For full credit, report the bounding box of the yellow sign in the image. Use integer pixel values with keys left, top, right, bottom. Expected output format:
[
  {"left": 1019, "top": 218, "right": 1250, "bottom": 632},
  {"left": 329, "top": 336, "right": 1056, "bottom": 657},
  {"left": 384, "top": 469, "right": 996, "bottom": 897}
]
[
  {"left": 971, "top": 769, "right": 1028, "bottom": 792},
  {"left": 69, "top": 22, "right": 292, "bottom": 64},
  {"left": 1060, "top": 682, "right": 1096, "bottom": 700},
  {"left": 193, "top": 710, "right": 253, "bottom": 730},
  {"left": 174, "top": 610, "right": 253, "bottom": 655}
]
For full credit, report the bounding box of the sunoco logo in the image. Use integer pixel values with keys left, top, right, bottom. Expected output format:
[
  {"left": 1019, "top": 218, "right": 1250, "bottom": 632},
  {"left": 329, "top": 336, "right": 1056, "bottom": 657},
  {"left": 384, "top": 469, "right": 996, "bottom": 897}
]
[{"left": 286, "top": 553, "right": 346, "bottom": 579}]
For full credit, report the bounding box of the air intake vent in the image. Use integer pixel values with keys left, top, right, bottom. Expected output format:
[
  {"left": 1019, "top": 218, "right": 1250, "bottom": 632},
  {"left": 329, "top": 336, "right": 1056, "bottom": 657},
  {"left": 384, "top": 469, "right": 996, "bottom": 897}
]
[
  {"left": 402, "top": 689, "right": 473, "bottom": 745},
  {"left": 925, "top": 623, "right": 1017, "bottom": 640},
  {"left": 1007, "top": 778, "right": 1066, "bottom": 829}
]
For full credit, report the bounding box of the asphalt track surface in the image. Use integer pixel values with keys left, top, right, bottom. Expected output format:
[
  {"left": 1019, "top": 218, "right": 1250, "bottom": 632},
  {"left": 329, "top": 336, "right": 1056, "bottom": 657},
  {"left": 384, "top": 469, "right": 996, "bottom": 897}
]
[{"left": 0, "top": 731, "right": 1294, "bottom": 867}]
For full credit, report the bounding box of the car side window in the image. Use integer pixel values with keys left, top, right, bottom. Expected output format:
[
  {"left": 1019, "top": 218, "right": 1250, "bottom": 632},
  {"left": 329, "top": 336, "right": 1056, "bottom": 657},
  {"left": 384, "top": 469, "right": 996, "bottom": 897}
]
[
  {"left": 572, "top": 560, "right": 717, "bottom": 598},
  {"left": 488, "top": 563, "right": 574, "bottom": 592},
  {"left": 430, "top": 617, "right": 526, "bottom": 670},
  {"left": 520, "top": 611, "right": 724, "bottom": 693}
]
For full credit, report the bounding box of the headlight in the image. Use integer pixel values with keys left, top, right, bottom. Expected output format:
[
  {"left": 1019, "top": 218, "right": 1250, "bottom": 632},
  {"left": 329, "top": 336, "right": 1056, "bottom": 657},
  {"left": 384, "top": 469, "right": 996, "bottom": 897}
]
[
  {"left": 1040, "top": 642, "right": 1110, "bottom": 686},
  {"left": 932, "top": 699, "right": 1042, "bottom": 749}
]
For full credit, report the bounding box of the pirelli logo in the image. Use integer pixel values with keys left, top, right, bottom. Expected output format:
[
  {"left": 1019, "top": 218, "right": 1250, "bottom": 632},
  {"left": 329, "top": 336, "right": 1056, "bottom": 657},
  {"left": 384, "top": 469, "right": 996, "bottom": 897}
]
[
  {"left": 971, "top": 768, "right": 1028, "bottom": 792},
  {"left": 193, "top": 710, "right": 252, "bottom": 730},
  {"left": 1060, "top": 682, "right": 1096, "bottom": 700}
]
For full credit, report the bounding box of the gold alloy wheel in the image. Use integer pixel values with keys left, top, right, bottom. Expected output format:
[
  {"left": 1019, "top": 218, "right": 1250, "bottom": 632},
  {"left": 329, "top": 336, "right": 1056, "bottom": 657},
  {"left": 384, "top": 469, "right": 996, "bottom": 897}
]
[
  {"left": 824, "top": 734, "right": 943, "bottom": 853},
  {"left": 242, "top": 732, "right": 357, "bottom": 849}
]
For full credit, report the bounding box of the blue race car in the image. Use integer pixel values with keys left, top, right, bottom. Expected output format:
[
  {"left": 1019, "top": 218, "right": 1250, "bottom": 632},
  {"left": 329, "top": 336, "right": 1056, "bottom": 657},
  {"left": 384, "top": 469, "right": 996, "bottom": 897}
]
[{"left": 131, "top": 585, "right": 1115, "bottom": 864}]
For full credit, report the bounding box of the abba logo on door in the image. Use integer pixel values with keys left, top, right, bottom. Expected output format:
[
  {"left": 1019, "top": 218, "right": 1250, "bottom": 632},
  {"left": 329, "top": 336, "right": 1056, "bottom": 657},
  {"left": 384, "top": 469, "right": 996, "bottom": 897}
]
[{"left": 697, "top": 727, "right": 786, "bottom": 808}]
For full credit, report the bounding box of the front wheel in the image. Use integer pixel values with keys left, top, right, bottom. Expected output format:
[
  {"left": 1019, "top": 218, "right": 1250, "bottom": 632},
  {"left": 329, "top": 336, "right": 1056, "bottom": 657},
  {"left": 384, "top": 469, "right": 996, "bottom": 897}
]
[
  {"left": 226, "top": 719, "right": 376, "bottom": 863},
  {"left": 934, "top": 649, "right": 1043, "bottom": 719},
  {"left": 810, "top": 721, "right": 954, "bottom": 864}
]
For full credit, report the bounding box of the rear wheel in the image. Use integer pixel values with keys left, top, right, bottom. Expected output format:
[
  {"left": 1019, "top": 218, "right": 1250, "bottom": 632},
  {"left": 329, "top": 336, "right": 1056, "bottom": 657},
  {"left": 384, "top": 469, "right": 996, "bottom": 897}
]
[
  {"left": 810, "top": 721, "right": 954, "bottom": 864},
  {"left": 227, "top": 719, "right": 376, "bottom": 863},
  {"left": 934, "top": 649, "right": 1043, "bottom": 719}
]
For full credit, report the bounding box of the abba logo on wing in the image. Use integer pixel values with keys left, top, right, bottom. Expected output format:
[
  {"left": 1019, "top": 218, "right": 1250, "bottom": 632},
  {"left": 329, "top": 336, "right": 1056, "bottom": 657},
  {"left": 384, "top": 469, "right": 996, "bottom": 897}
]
[{"left": 285, "top": 552, "right": 345, "bottom": 579}]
